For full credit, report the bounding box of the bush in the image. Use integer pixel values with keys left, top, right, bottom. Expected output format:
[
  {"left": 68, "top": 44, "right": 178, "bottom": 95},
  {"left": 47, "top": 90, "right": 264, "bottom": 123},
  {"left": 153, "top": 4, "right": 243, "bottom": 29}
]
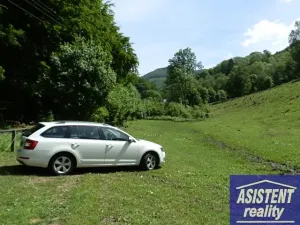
[
  {"left": 189, "top": 105, "right": 210, "bottom": 119},
  {"left": 91, "top": 107, "right": 109, "bottom": 123},
  {"left": 143, "top": 101, "right": 210, "bottom": 121},
  {"left": 143, "top": 99, "right": 165, "bottom": 117},
  {"left": 39, "top": 111, "right": 54, "bottom": 122},
  {"left": 216, "top": 90, "right": 227, "bottom": 101},
  {"left": 107, "top": 84, "right": 142, "bottom": 126},
  {"left": 164, "top": 102, "right": 191, "bottom": 118}
]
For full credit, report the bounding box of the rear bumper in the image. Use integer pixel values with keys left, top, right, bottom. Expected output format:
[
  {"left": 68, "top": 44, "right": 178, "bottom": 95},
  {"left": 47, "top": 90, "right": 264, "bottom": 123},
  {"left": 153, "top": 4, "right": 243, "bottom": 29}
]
[{"left": 16, "top": 149, "right": 48, "bottom": 168}]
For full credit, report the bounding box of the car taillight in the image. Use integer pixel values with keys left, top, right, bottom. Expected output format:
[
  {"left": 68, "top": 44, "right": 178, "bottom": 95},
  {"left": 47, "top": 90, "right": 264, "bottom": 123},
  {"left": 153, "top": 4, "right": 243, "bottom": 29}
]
[{"left": 24, "top": 139, "right": 38, "bottom": 150}]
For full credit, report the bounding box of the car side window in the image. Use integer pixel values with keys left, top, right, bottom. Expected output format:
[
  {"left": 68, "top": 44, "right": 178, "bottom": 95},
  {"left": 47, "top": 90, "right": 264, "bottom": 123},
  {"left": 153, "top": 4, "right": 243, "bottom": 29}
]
[
  {"left": 41, "top": 126, "right": 68, "bottom": 138},
  {"left": 66, "top": 126, "right": 79, "bottom": 139},
  {"left": 77, "top": 126, "right": 100, "bottom": 140},
  {"left": 101, "top": 127, "right": 129, "bottom": 141}
]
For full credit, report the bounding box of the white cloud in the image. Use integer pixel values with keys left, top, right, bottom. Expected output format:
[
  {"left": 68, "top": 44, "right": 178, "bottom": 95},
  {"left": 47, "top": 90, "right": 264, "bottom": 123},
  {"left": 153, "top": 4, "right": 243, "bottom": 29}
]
[
  {"left": 241, "top": 19, "right": 298, "bottom": 53},
  {"left": 280, "top": 0, "right": 292, "bottom": 3},
  {"left": 111, "top": 0, "right": 167, "bottom": 23}
]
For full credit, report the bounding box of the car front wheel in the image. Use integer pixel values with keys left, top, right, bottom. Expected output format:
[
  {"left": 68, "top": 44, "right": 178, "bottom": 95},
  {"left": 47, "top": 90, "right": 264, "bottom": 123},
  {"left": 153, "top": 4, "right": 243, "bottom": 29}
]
[
  {"left": 49, "top": 153, "right": 75, "bottom": 175},
  {"left": 140, "top": 152, "right": 158, "bottom": 171}
]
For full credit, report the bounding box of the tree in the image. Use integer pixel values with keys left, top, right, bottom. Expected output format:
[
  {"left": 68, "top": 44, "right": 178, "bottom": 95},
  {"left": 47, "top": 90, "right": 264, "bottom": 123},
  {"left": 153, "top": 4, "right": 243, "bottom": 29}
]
[
  {"left": 289, "top": 20, "right": 300, "bottom": 74},
  {"left": 167, "top": 47, "right": 201, "bottom": 75},
  {"left": 165, "top": 47, "right": 203, "bottom": 107},
  {"left": 197, "top": 69, "right": 209, "bottom": 79},
  {"left": 143, "top": 90, "right": 162, "bottom": 101},
  {"left": 263, "top": 50, "right": 272, "bottom": 62},
  {"left": 256, "top": 74, "right": 273, "bottom": 91},
  {"left": 216, "top": 90, "right": 227, "bottom": 102},
  {"left": 185, "top": 76, "right": 203, "bottom": 106},
  {"left": 208, "top": 88, "right": 217, "bottom": 103},
  {"left": 107, "top": 84, "right": 142, "bottom": 125},
  {"left": 0, "top": 0, "right": 138, "bottom": 122},
  {"left": 135, "top": 77, "right": 159, "bottom": 99},
  {"left": 227, "top": 68, "right": 251, "bottom": 97},
  {"left": 248, "top": 52, "right": 264, "bottom": 64},
  {"left": 226, "top": 59, "right": 235, "bottom": 75},
  {"left": 220, "top": 60, "right": 228, "bottom": 74},
  {"left": 249, "top": 74, "right": 258, "bottom": 92},
  {"left": 214, "top": 73, "right": 227, "bottom": 90},
  {"left": 289, "top": 21, "right": 300, "bottom": 45},
  {"left": 198, "top": 86, "right": 209, "bottom": 103},
  {"left": 0, "top": 66, "right": 4, "bottom": 80},
  {"left": 45, "top": 37, "right": 117, "bottom": 120}
]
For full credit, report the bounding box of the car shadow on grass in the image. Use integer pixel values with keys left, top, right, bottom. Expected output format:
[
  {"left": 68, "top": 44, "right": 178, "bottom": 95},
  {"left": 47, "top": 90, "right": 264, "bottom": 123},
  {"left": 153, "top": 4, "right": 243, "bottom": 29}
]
[{"left": 0, "top": 164, "right": 147, "bottom": 176}]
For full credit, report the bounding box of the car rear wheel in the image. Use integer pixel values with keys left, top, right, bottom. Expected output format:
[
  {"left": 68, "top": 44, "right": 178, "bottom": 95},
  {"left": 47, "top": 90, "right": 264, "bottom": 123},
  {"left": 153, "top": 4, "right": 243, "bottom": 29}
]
[
  {"left": 140, "top": 152, "right": 158, "bottom": 171},
  {"left": 49, "top": 153, "right": 75, "bottom": 175}
]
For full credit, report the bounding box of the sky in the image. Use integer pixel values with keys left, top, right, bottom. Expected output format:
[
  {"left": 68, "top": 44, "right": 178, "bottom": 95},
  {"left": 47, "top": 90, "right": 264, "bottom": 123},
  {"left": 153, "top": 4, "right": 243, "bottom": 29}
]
[{"left": 111, "top": 0, "right": 300, "bottom": 75}]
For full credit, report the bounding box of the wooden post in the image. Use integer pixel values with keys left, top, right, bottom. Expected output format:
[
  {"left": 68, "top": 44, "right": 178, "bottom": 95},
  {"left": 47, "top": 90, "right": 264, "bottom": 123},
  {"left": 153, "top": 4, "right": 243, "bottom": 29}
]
[{"left": 11, "top": 130, "right": 16, "bottom": 152}]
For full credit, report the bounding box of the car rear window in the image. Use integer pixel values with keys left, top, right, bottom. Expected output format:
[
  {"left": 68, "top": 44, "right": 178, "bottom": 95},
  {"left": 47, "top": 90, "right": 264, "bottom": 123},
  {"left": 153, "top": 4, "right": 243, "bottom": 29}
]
[
  {"left": 41, "top": 126, "right": 69, "bottom": 138},
  {"left": 23, "top": 123, "right": 45, "bottom": 137}
]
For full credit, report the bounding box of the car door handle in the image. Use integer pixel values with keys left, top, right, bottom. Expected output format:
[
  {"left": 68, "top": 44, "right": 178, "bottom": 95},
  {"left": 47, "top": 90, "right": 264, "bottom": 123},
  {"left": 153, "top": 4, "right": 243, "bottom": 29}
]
[
  {"left": 71, "top": 143, "right": 80, "bottom": 149},
  {"left": 106, "top": 144, "right": 113, "bottom": 148}
]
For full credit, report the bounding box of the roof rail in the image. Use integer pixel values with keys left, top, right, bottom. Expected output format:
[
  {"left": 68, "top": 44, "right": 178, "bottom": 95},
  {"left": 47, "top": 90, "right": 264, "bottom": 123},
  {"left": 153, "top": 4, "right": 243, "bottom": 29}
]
[
  {"left": 55, "top": 121, "right": 66, "bottom": 124},
  {"left": 54, "top": 120, "right": 83, "bottom": 123}
]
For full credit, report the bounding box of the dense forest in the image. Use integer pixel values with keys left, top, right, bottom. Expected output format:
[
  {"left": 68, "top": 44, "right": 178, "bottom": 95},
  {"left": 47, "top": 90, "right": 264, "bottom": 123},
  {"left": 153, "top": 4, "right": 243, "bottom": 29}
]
[
  {"left": 163, "top": 45, "right": 299, "bottom": 106},
  {"left": 0, "top": 0, "right": 300, "bottom": 127},
  {"left": 0, "top": 0, "right": 146, "bottom": 126},
  {"left": 143, "top": 22, "right": 300, "bottom": 105}
]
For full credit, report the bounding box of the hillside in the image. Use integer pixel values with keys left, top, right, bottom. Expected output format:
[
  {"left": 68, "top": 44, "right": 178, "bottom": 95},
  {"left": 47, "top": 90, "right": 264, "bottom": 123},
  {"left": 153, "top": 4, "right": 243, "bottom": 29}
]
[
  {"left": 196, "top": 79, "right": 300, "bottom": 169},
  {"left": 141, "top": 67, "right": 168, "bottom": 89},
  {"left": 141, "top": 66, "right": 204, "bottom": 89}
]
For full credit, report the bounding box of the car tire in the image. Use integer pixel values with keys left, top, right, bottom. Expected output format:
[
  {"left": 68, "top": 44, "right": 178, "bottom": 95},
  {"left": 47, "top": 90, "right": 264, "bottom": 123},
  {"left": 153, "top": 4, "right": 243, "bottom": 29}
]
[
  {"left": 140, "top": 152, "right": 158, "bottom": 171},
  {"left": 49, "top": 153, "right": 75, "bottom": 176}
]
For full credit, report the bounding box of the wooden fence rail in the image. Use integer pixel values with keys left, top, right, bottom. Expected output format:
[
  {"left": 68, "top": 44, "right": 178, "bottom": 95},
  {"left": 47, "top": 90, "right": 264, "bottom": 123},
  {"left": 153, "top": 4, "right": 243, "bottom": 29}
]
[{"left": 0, "top": 128, "right": 30, "bottom": 152}]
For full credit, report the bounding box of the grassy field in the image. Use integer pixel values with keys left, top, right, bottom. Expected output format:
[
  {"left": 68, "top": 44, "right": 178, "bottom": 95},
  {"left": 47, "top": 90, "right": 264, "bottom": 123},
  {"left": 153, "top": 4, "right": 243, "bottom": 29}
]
[
  {"left": 0, "top": 80, "right": 299, "bottom": 225},
  {"left": 199, "top": 80, "right": 300, "bottom": 170},
  {"left": 0, "top": 121, "right": 275, "bottom": 225}
]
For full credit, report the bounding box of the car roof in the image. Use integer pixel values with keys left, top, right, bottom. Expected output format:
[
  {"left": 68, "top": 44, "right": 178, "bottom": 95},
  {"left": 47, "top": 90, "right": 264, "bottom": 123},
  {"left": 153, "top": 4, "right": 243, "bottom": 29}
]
[{"left": 39, "top": 121, "right": 113, "bottom": 127}]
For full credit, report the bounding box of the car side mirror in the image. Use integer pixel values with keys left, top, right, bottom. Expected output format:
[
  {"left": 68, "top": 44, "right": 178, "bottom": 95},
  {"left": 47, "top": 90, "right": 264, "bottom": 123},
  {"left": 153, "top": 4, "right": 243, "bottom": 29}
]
[{"left": 128, "top": 137, "right": 135, "bottom": 143}]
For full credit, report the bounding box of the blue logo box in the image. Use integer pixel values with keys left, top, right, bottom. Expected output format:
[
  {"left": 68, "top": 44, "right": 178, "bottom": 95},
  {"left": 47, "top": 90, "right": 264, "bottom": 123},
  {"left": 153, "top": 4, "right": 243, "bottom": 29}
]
[{"left": 230, "top": 175, "right": 300, "bottom": 225}]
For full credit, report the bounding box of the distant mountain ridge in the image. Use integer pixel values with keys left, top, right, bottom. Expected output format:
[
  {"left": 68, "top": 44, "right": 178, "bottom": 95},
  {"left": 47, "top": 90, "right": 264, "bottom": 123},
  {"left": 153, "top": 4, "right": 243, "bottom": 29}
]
[
  {"left": 141, "top": 67, "right": 203, "bottom": 89},
  {"left": 141, "top": 67, "right": 168, "bottom": 89}
]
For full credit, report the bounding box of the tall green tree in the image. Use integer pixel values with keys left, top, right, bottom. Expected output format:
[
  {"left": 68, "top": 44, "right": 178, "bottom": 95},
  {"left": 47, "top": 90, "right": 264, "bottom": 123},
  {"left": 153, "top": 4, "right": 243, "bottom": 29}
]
[
  {"left": 0, "top": 0, "right": 138, "bottom": 122},
  {"left": 289, "top": 20, "right": 300, "bottom": 74},
  {"left": 226, "top": 59, "right": 235, "bottom": 75},
  {"left": 226, "top": 67, "right": 251, "bottom": 97},
  {"left": 165, "top": 48, "right": 203, "bottom": 106},
  {"left": 45, "top": 37, "right": 116, "bottom": 120}
]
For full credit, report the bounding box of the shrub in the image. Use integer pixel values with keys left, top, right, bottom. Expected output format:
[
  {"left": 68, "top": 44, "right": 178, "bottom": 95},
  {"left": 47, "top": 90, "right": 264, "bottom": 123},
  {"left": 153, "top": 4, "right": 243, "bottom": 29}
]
[
  {"left": 107, "top": 84, "right": 142, "bottom": 126},
  {"left": 143, "top": 99, "right": 165, "bottom": 117},
  {"left": 216, "top": 90, "right": 227, "bottom": 101},
  {"left": 189, "top": 105, "right": 210, "bottom": 119},
  {"left": 164, "top": 102, "right": 191, "bottom": 118},
  {"left": 91, "top": 106, "right": 109, "bottom": 123},
  {"left": 39, "top": 111, "right": 54, "bottom": 122}
]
